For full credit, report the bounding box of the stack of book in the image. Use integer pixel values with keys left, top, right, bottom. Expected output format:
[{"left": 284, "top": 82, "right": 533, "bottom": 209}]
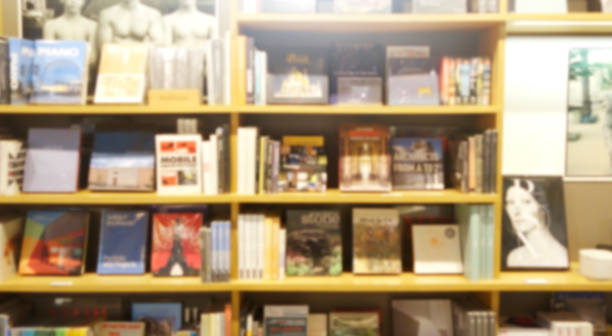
[
  {"left": 237, "top": 213, "right": 285, "bottom": 280},
  {"left": 199, "top": 221, "right": 232, "bottom": 283},
  {"left": 456, "top": 204, "right": 495, "bottom": 281},
  {"left": 449, "top": 129, "right": 498, "bottom": 194},
  {"left": 440, "top": 57, "right": 492, "bottom": 106}
]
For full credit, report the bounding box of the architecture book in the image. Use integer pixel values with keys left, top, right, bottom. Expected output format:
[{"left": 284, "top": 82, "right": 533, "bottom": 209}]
[
  {"left": 94, "top": 44, "right": 148, "bottom": 104},
  {"left": 30, "top": 40, "right": 88, "bottom": 105},
  {"left": 352, "top": 208, "right": 401, "bottom": 274},
  {"left": 155, "top": 134, "right": 202, "bottom": 195},
  {"left": 8, "top": 38, "right": 34, "bottom": 105},
  {"left": 392, "top": 138, "right": 444, "bottom": 190},
  {"left": 152, "top": 213, "right": 202, "bottom": 277},
  {"left": 23, "top": 128, "right": 81, "bottom": 193},
  {"left": 97, "top": 210, "right": 148, "bottom": 275},
  {"left": 88, "top": 132, "right": 155, "bottom": 192},
  {"left": 18, "top": 210, "right": 89, "bottom": 275},
  {"left": 286, "top": 210, "right": 342, "bottom": 276}
]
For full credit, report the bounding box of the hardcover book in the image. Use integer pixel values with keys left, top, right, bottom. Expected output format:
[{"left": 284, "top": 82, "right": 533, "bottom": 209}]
[
  {"left": 97, "top": 210, "right": 148, "bottom": 275},
  {"left": 264, "top": 305, "right": 309, "bottom": 336},
  {"left": 280, "top": 136, "right": 327, "bottom": 192},
  {"left": 23, "top": 128, "right": 81, "bottom": 193},
  {"left": 132, "top": 303, "right": 182, "bottom": 334},
  {"left": 30, "top": 40, "right": 88, "bottom": 105},
  {"left": 94, "top": 322, "right": 145, "bottom": 336},
  {"left": 0, "top": 139, "right": 26, "bottom": 196},
  {"left": 329, "top": 312, "right": 380, "bottom": 336},
  {"left": 391, "top": 138, "right": 444, "bottom": 190},
  {"left": 94, "top": 44, "right": 148, "bottom": 104},
  {"left": 155, "top": 134, "right": 202, "bottom": 195},
  {"left": 308, "top": 314, "right": 328, "bottom": 336},
  {"left": 386, "top": 46, "right": 438, "bottom": 105},
  {"left": 286, "top": 210, "right": 342, "bottom": 276},
  {"left": 88, "top": 132, "right": 155, "bottom": 191},
  {"left": 391, "top": 300, "right": 453, "bottom": 336},
  {"left": 330, "top": 43, "right": 384, "bottom": 104},
  {"left": 336, "top": 77, "right": 382, "bottom": 105},
  {"left": 152, "top": 213, "right": 202, "bottom": 277},
  {"left": 352, "top": 208, "right": 401, "bottom": 274},
  {"left": 0, "top": 215, "right": 23, "bottom": 282},
  {"left": 8, "top": 38, "right": 35, "bottom": 105},
  {"left": 334, "top": 0, "right": 392, "bottom": 13},
  {"left": 0, "top": 38, "right": 8, "bottom": 103},
  {"left": 18, "top": 210, "right": 89, "bottom": 275},
  {"left": 267, "top": 48, "right": 328, "bottom": 104},
  {"left": 412, "top": 224, "right": 463, "bottom": 274},
  {"left": 339, "top": 125, "right": 391, "bottom": 192}
]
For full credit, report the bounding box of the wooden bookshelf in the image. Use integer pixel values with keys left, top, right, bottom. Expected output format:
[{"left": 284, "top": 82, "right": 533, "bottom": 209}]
[
  {"left": 238, "top": 105, "right": 500, "bottom": 115},
  {"left": 0, "top": 104, "right": 235, "bottom": 115},
  {"left": 0, "top": 191, "right": 235, "bottom": 205},
  {"left": 506, "top": 13, "right": 612, "bottom": 34}
]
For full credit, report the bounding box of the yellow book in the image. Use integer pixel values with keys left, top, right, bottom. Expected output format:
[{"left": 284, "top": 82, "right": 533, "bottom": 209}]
[
  {"left": 258, "top": 136, "right": 268, "bottom": 194},
  {"left": 94, "top": 44, "right": 148, "bottom": 104},
  {"left": 271, "top": 215, "right": 280, "bottom": 280},
  {"left": 282, "top": 136, "right": 324, "bottom": 147}
]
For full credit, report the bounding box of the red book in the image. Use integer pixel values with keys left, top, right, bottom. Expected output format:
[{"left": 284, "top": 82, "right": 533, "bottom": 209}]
[
  {"left": 151, "top": 213, "right": 202, "bottom": 276},
  {"left": 225, "top": 304, "right": 232, "bottom": 336}
]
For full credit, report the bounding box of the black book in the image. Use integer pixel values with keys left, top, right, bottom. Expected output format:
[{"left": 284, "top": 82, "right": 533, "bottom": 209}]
[{"left": 0, "top": 38, "right": 8, "bottom": 104}]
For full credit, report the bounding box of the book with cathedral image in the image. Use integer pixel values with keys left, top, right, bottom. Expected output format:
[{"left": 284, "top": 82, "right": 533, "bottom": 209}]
[{"left": 151, "top": 213, "right": 202, "bottom": 277}]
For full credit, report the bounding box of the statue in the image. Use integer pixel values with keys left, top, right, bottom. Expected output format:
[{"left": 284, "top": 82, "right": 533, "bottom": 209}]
[
  {"left": 163, "top": 0, "right": 217, "bottom": 46},
  {"left": 98, "top": 0, "right": 164, "bottom": 44}
]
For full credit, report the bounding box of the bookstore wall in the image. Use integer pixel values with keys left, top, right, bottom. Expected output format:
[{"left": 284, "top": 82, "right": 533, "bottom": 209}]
[{"left": 0, "top": 0, "right": 612, "bottom": 336}]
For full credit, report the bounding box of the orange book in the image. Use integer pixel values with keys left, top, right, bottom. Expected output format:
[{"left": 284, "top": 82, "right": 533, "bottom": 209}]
[
  {"left": 225, "top": 304, "right": 232, "bottom": 336},
  {"left": 270, "top": 215, "right": 280, "bottom": 280}
]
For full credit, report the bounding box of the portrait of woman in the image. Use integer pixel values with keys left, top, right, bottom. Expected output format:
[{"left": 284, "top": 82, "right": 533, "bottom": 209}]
[{"left": 502, "top": 176, "right": 570, "bottom": 270}]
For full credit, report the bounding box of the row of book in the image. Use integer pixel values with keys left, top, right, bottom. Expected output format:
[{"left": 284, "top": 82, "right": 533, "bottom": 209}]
[
  {"left": 238, "top": 213, "right": 286, "bottom": 280},
  {"left": 0, "top": 297, "right": 232, "bottom": 336},
  {"left": 1, "top": 37, "right": 232, "bottom": 105},
  {"left": 450, "top": 129, "right": 499, "bottom": 194},
  {"left": 242, "top": 0, "right": 498, "bottom": 13},
  {"left": 241, "top": 37, "right": 492, "bottom": 106},
  {"left": 0, "top": 210, "right": 231, "bottom": 280},
  {"left": 0, "top": 125, "right": 230, "bottom": 195},
  {"left": 240, "top": 299, "right": 496, "bottom": 336},
  {"left": 456, "top": 205, "right": 495, "bottom": 281}
]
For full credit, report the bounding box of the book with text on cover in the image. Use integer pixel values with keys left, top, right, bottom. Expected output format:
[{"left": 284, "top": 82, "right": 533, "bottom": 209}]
[
  {"left": 155, "top": 134, "right": 202, "bottom": 195},
  {"left": 0, "top": 215, "right": 23, "bottom": 282},
  {"left": 392, "top": 137, "right": 444, "bottom": 190},
  {"left": 280, "top": 136, "right": 327, "bottom": 192},
  {"left": 19, "top": 210, "right": 89, "bottom": 275},
  {"left": 94, "top": 322, "right": 145, "bottom": 336},
  {"left": 352, "top": 208, "right": 401, "bottom": 274},
  {"left": 94, "top": 44, "right": 148, "bottom": 104},
  {"left": 97, "top": 210, "right": 148, "bottom": 275},
  {"left": 152, "top": 213, "right": 202, "bottom": 277}
]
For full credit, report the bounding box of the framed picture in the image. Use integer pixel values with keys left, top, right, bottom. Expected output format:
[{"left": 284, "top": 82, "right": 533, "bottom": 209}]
[
  {"left": 502, "top": 176, "right": 569, "bottom": 270},
  {"left": 566, "top": 48, "right": 612, "bottom": 178}
]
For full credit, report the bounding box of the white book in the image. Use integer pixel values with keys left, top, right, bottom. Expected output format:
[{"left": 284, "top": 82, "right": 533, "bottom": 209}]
[
  {"left": 412, "top": 224, "right": 463, "bottom": 274},
  {"left": 224, "top": 220, "right": 231, "bottom": 280},
  {"left": 261, "top": 51, "right": 267, "bottom": 105},
  {"left": 206, "top": 40, "right": 216, "bottom": 105},
  {"left": 514, "top": 0, "right": 567, "bottom": 13},
  {"left": 237, "top": 127, "right": 258, "bottom": 195},
  {"left": 0, "top": 140, "right": 24, "bottom": 196},
  {"left": 155, "top": 134, "right": 202, "bottom": 195},
  {"left": 247, "top": 214, "right": 255, "bottom": 280},
  {"left": 238, "top": 215, "right": 244, "bottom": 279},
  {"left": 258, "top": 214, "right": 265, "bottom": 279},
  {"left": 209, "top": 134, "right": 219, "bottom": 195},
  {"left": 212, "top": 221, "right": 218, "bottom": 281},
  {"left": 499, "top": 327, "right": 550, "bottom": 336},
  {"left": 279, "top": 228, "right": 286, "bottom": 280},
  {"left": 224, "top": 31, "right": 232, "bottom": 105},
  {"left": 202, "top": 140, "right": 211, "bottom": 194}
]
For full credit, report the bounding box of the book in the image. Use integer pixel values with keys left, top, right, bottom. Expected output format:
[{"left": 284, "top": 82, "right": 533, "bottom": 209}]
[
  {"left": 514, "top": 0, "right": 567, "bottom": 13},
  {"left": 307, "top": 314, "right": 328, "bottom": 336},
  {"left": 267, "top": 47, "right": 328, "bottom": 104},
  {"left": 18, "top": 210, "right": 89, "bottom": 275},
  {"left": 391, "top": 138, "right": 444, "bottom": 190},
  {"left": 237, "top": 127, "right": 258, "bottom": 195},
  {"left": 88, "top": 132, "right": 155, "bottom": 191},
  {"left": 132, "top": 303, "right": 182, "bottom": 333},
  {"left": 334, "top": 0, "right": 392, "bottom": 13},
  {"left": 152, "top": 213, "right": 202, "bottom": 276},
  {"left": 22, "top": 128, "right": 81, "bottom": 193},
  {"left": 336, "top": 77, "right": 383, "bottom": 105},
  {"left": 339, "top": 125, "right": 392, "bottom": 192},
  {"left": 30, "top": 40, "right": 88, "bottom": 105},
  {"left": 8, "top": 38, "right": 34, "bottom": 105},
  {"left": 330, "top": 42, "right": 384, "bottom": 104},
  {"left": 155, "top": 134, "right": 202, "bottom": 195},
  {"left": 412, "top": 0, "right": 467, "bottom": 13},
  {"left": 0, "top": 38, "right": 8, "bottom": 104},
  {"left": 386, "top": 46, "right": 438, "bottom": 105},
  {"left": 97, "top": 210, "right": 148, "bottom": 275},
  {"left": 286, "top": 210, "right": 342, "bottom": 276},
  {"left": 94, "top": 44, "right": 148, "bottom": 104},
  {"left": 264, "top": 305, "right": 309, "bottom": 336},
  {"left": 329, "top": 311, "right": 379, "bottom": 336},
  {"left": 392, "top": 300, "right": 453, "bottom": 336},
  {"left": 94, "top": 322, "right": 146, "bottom": 336},
  {"left": 279, "top": 136, "right": 327, "bottom": 192},
  {"left": 0, "top": 139, "right": 26, "bottom": 195},
  {"left": 412, "top": 224, "right": 463, "bottom": 274},
  {"left": 0, "top": 215, "right": 23, "bottom": 282},
  {"left": 352, "top": 208, "right": 401, "bottom": 274}
]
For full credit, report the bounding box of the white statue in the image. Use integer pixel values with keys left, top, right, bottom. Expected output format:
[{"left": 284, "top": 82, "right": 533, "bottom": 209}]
[{"left": 163, "top": 0, "right": 217, "bottom": 46}]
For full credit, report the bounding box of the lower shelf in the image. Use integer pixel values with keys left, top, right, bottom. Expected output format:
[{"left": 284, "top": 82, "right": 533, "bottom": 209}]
[{"left": 1, "top": 266, "right": 610, "bottom": 293}]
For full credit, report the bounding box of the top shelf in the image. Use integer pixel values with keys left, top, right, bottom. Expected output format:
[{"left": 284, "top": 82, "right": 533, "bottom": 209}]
[{"left": 506, "top": 13, "right": 612, "bottom": 34}]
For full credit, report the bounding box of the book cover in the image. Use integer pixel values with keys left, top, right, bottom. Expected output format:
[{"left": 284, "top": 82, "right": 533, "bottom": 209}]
[
  {"left": 280, "top": 136, "right": 327, "bottom": 192},
  {"left": 411, "top": 224, "right": 463, "bottom": 274},
  {"left": 339, "top": 125, "right": 391, "bottom": 192},
  {"left": 391, "top": 299, "right": 453, "bottom": 336},
  {"left": 152, "top": 213, "right": 202, "bottom": 276},
  {"left": 30, "top": 40, "right": 88, "bottom": 105},
  {"left": 286, "top": 210, "right": 342, "bottom": 276},
  {"left": 97, "top": 210, "right": 148, "bottom": 275},
  {"left": 94, "top": 44, "right": 148, "bottom": 104},
  {"left": 88, "top": 132, "right": 155, "bottom": 191},
  {"left": 308, "top": 314, "right": 328, "bottom": 336},
  {"left": 330, "top": 43, "right": 383, "bottom": 104},
  {"left": 18, "top": 210, "right": 89, "bottom": 275},
  {"left": 267, "top": 48, "right": 328, "bottom": 104},
  {"left": 0, "top": 215, "right": 23, "bottom": 282},
  {"left": 334, "top": 0, "right": 392, "bottom": 13},
  {"left": 266, "top": 317, "right": 307, "bottom": 336},
  {"left": 336, "top": 77, "right": 382, "bottom": 105},
  {"left": 23, "top": 128, "right": 81, "bottom": 193},
  {"left": 155, "top": 134, "right": 202, "bottom": 195},
  {"left": 352, "top": 208, "right": 401, "bottom": 274},
  {"left": 94, "top": 322, "right": 145, "bottom": 336},
  {"left": 386, "top": 46, "right": 438, "bottom": 105},
  {"left": 391, "top": 138, "right": 444, "bottom": 190},
  {"left": 0, "top": 139, "right": 26, "bottom": 196},
  {"left": 0, "top": 38, "right": 8, "bottom": 103},
  {"left": 8, "top": 38, "right": 35, "bottom": 105},
  {"left": 329, "top": 312, "right": 379, "bottom": 336},
  {"left": 132, "top": 303, "right": 182, "bottom": 334}
]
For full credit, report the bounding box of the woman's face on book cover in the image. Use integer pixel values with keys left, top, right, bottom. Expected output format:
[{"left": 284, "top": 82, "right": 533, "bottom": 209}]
[{"left": 505, "top": 184, "right": 540, "bottom": 235}]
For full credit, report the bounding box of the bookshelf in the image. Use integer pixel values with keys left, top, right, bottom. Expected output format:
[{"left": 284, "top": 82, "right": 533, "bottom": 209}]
[{"left": 1, "top": 1, "right": 611, "bottom": 335}]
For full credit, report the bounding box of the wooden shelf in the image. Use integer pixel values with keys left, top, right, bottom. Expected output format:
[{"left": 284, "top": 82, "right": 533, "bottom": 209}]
[
  {"left": 237, "top": 13, "right": 505, "bottom": 32},
  {"left": 238, "top": 105, "right": 499, "bottom": 115},
  {"left": 236, "top": 189, "right": 498, "bottom": 204},
  {"left": 0, "top": 105, "right": 234, "bottom": 115},
  {"left": 0, "top": 191, "right": 235, "bottom": 205},
  {"left": 497, "top": 266, "right": 612, "bottom": 291},
  {"left": 506, "top": 13, "right": 612, "bottom": 34}
]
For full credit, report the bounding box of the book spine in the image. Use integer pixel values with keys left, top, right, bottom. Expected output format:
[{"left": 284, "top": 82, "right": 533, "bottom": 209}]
[
  {"left": 258, "top": 137, "right": 266, "bottom": 194},
  {"left": 483, "top": 58, "right": 491, "bottom": 106},
  {"left": 448, "top": 58, "right": 456, "bottom": 106},
  {"left": 279, "top": 228, "right": 286, "bottom": 280},
  {"left": 470, "top": 58, "right": 478, "bottom": 105},
  {"left": 272, "top": 141, "right": 280, "bottom": 193},
  {"left": 477, "top": 58, "right": 485, "bottom": 106},
  {"left": 271, "top": 216, "right": 279, "bottom": 280},
  {"left": 246, "top": 37, "right": 255, "bottom": 104},
  {"left": 468, "top": 136, "right": 476, "bottom": 192},
  {"left": 224, "top": 32, "right": 233, "bottom": 105},
  {"left": 226, "top": 220, "right": 231, "bottom": 281},
  {"left": 258, "top": 214, "right": 265, "bottom": 280},
  {"left": 264, "top": 215, "right": 271, "bottom": 280},
  {"left": 440, "top": 57, "right": 449, "bottom": 105},
  {"left": 245, "top": 215, "right": 252, "bottom": 280},
  {"left": 483, "top": 130, "right": 491, "bottom": 194},
  {"left": 490, "top": 130, "right": 498, "bottom": 193},
  {"left": 238, "top": 215, "right": 244, "bottom": 279},
  {"left": 213, "top": 221, "right": 219, "bottom": 282},
  {"left": 467, "top": 205, "right": 480, "bottom": 281},
  {"left": 486, "top": 205, "right": 495, "bottom": 280},
  {"left": 475, "top": 134, "right": 483, "bottom": 193},
  {"left": 211, "top": 135, "right": 219, "bottom": 195},
  {"left": 237, "top": 128, "right": 247, "bottom": 194},
  {"left": 248, "top": 128, "right": 258, "bottom": 195},
  {"left": 225, "top": 304, "right": 232, "bottom": 336},
  {"left": 262, "top": 51, "right": 267, "bottom": 105}
]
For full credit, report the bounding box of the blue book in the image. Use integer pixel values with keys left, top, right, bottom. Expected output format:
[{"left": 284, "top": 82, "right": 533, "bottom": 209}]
[
  {"left": 88, "top": 132, "right": 155, "bottom": 191},
  {"left": 97, "top": 210, "right": 148, "bottom": 275},
  {"left": 8, "top": 38, "right": 34, "bottom": 105},
  {"left": 23, "top": 128, "right": 81, "bottom": 193},
  {"left": 31, "top": 40, "right": 87, "bottom": 105},
  {"left": 391, "top": 137, "right": 444, "bottom": 190},
  {"left": 132, "top": 303, "right": 182, "bottom": 331}
]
